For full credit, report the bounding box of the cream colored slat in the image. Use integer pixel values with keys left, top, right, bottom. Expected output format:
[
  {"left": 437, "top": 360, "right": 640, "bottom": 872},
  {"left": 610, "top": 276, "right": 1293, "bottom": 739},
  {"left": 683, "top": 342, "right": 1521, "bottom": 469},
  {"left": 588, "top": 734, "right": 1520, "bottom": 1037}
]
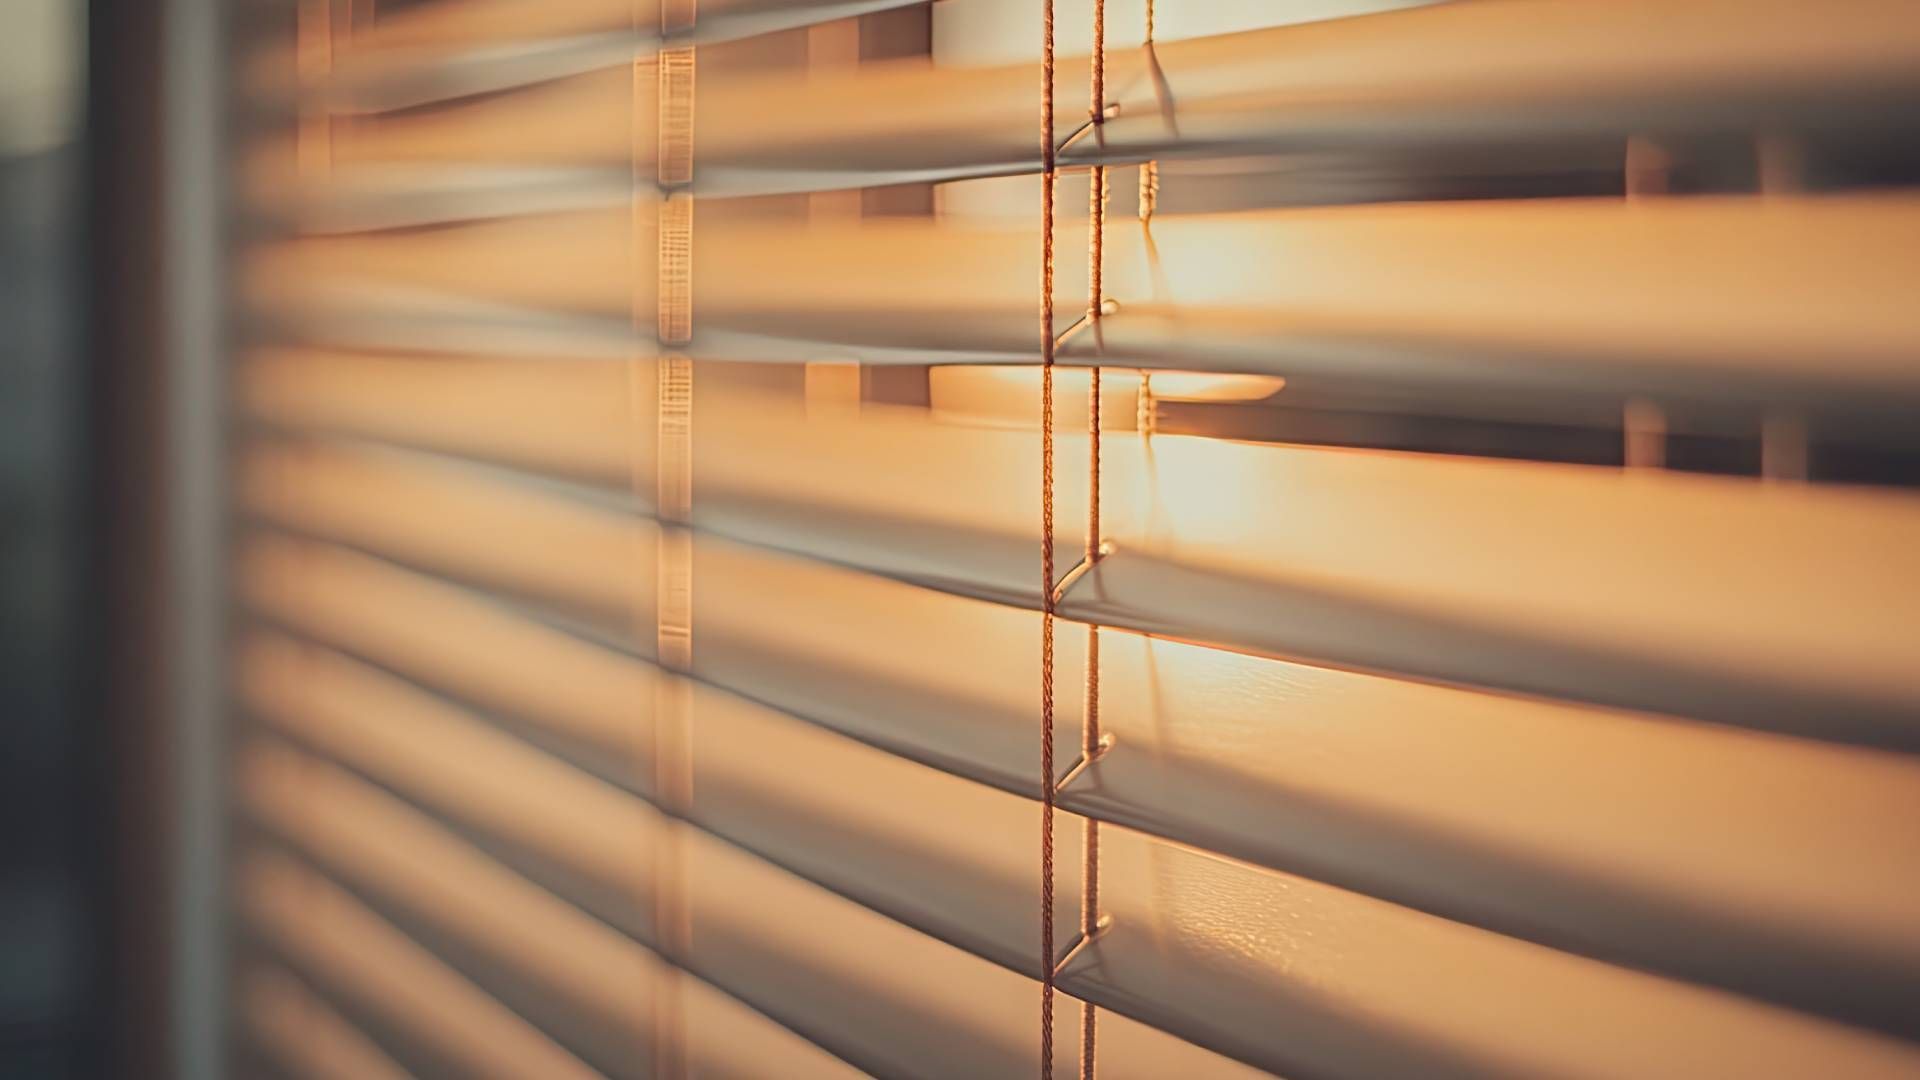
[
  {"left": 238, "top": 531, "right": 654, "bottom": 758},
  {"left": 680, "top": 816, "right": 1267, "bottom": 1079},
  {"left": 236, "top": 416, "right": 1920, "bottom": 1015},
  {"left": 287, "top": 0, "right": 1920, "bottom": 194},
  {"left": 242, "top": 736, "right": 866, "bottom": 1079},
  {"left": 682, "top": 974, "right": 870, "bottom": 1080},
  {"left": 241, "top": 347, "right": 632, "bottom": 485},
  {"left": 694, "top": 531, "right": 1920, "bottom": 1040},
  {"left": 237, "top": 631, "right": 659, "bottom": 925},
  {"left": 236, "top": 629, "right": 1252, "bottom": 1078},
  {"left": 241, "top": 739, "right": 659, "bottom": 1075},
  {"left": 238, "top": 653, "right": 864, "bottom": 1080},
  {"left": 1058, "top": 831, "right": 1920, "bottom": 1080},
  {"left": 238, "top": 620, "right": 1076, "bottom": 978},
  {"left": 247, "top": 0, "right": 927, "bottom": 115},
  {"left": 237, "top": 408, "right": 1920, "bottom": 746},
  {"left": 239, "top": 850, "right": 603, "bottom": 1080},
  {"left": 246, "top": 194, "right": 1920, "bottom": 413},
  {"left": 238, "top": 435, "right": 652, "bottom": 631},
  {"left": 295, "top": 0, "right": 1406, "bottom": 69},
  {"left": 242, "top": 519, "right": 1920, "bottom": 1039},
  {"left": 737, "top": 409, "right": 1920, "bottom": 748},
  {"left": 238, "top": 399, "right": 1920, "bottom": 749},
  {"left": 676, "top": 392, "right": 1920, "bottom": 751},
  {"left": 236, "top": 626, "right": 1920, "bottom": 1077}
]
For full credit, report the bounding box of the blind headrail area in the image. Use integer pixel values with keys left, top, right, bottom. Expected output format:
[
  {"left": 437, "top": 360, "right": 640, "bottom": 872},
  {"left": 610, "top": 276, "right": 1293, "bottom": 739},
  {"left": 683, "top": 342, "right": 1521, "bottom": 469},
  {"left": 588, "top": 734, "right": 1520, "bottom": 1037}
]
[{"left": 232, "top": 1, "right": 1920, "bottom": 1077}]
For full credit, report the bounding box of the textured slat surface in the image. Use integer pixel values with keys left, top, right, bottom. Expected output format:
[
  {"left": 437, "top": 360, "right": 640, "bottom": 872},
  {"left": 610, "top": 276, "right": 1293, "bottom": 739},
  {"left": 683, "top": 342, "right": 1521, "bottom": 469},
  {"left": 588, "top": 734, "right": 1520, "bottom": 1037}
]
[
  {"left": 247, "top": 195, "right": 1920, "bottom": 412},
  {"left": 240, "top": 736, "right": 877, "bottom": 1080},
  {"left": 232, "top": 0, "right": 1920, "bottom": 1073},
  {"left": 235, "top": 624, "right": 1920, "bottom": 1077},
  {"left": 1060, "top": 839, "right": 1920, "bottom": 1080},
  {"left": 241, "top": 850, "right": 604, "bottom": 1080},
  {"left": 243, "top": 740, "right": 661, "bottom": 1078},
  {"left": 238, "top": 519, "right": 1920, "bottom": 1033},
  {"left": 276, "top": 0, "right": 1920, "bottom": 193},
  {"left": 249, "top": 0, "right": 931, "bottom": 113},
  {"left": 244, "top": 364, "right": 1920, "bottom": 746},
  {"left": 239, "top": 641, "right": 1263, "bottom": 1077}
]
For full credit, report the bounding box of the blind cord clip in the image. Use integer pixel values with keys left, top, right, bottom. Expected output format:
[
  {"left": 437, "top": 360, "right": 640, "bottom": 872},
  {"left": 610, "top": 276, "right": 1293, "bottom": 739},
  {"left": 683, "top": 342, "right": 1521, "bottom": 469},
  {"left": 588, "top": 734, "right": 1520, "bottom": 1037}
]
[
  {"left": 1053, "top": 732, "right": 1117, "bottom": 796},
  {"left": 1049, "top": 540, "right": 1114, "bottom": 608},
  {"left": 1052, "top": 914, "right": 1115, "bottom": 981}
]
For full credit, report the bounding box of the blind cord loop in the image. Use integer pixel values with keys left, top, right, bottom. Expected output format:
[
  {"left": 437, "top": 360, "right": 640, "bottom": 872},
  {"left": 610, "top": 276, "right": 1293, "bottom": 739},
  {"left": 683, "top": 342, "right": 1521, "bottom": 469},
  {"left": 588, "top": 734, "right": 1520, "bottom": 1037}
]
[
  {"left": 1052, "top": 913, "right": 1115, "bottom": 979},
  {"left": 1053, "top": 732, "right": 1117, "bottom": 796},
  {"left": 1052, "top": 300, "right": 1119, "bottom": 352},
  {"left": 1049, "top": 540, "right": 1113, "bottom": 607}
]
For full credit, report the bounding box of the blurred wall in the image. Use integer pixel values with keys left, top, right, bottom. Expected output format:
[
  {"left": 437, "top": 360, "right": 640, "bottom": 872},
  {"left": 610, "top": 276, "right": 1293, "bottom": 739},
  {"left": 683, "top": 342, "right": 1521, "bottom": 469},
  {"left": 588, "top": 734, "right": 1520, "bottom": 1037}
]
[{"left": 0, "top": 0, "right": 96, "bottom": 1076}]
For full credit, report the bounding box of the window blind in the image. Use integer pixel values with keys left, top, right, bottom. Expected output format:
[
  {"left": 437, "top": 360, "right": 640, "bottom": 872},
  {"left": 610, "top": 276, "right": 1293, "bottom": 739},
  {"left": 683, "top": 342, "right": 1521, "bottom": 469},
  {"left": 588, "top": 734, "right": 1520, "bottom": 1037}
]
[{"left": 231, "top": 1, "right": 1920, "bottom": 1077}]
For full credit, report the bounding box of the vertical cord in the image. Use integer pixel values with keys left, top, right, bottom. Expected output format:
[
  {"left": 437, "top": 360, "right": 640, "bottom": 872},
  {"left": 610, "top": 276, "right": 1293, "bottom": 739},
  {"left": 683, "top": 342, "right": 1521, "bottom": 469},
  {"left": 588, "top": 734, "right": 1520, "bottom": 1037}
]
[
  {"left": 1079, "top": 2, "right": 1106, "bottom": 1078},
  {"left": 1089, "top": 0, "right": 1105, "bottom": 134},
  {"left": 1134, "top": 0, "right": 1158, "bottom": 434},
  {"left": 1038, "top": 0, "right": 1058, "bottom": 1073},
  {"left": 1137, "top": 0, "right": 1157, "bottom": 223}
]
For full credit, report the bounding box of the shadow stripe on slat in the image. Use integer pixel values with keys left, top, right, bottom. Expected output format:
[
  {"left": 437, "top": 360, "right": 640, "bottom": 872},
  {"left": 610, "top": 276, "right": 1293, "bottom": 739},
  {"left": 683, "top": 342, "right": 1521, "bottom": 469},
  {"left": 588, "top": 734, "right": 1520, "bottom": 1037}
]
[
  {"left": 233, "top": 463, "right": 1920, "bottom": 1040},
  {"left": 236, "top": 423, "right": 1920, "bottom": 752},
  {"left": 236, "top": 642, "right": 1920, "bottom": 1077},
  {"left": 243, "top": 588, "right": 1920, "bottom": 1053}
]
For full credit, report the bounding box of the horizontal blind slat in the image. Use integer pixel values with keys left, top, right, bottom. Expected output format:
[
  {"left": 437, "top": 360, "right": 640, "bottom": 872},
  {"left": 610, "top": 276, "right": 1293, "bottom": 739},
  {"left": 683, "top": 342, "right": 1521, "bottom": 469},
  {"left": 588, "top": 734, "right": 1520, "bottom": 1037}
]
[
  {"left": 235, "top": 627, "right": 1920, "bottom": 1077},
  {"left": 1060, "top": 836, "right": 1920, "bottom": 1080},
  {"left": 272, "top": 0, "right": 1920, "bottom": 195},
  {"left": 242, "top": 740, "right": 662, "bottom": 1078},
  {"left": 240, "top": 531, "right": 655, "bottom": 758},
  {"left": 240, "top": 625, "right": 1071, "bottom": 978},
  {"left": 240, "top": 848, "right": 604, "bottom": 1080},
  {"left": 248, "top": 195, "right": 1920, "bottom": 413},
  {"left": 236, "top": 0, "right": 1920, "bottom": 1071},
  {"left": 236, "top": 405, "right": 1920, "bottom": 742},
  {"left": 242, "top": 737, "right": 871, "bottom": 1080},
  {"left": 238, "top": 635, "right": 1260, "bottom": 1078},
  {"left": 249, "top": 0, "right": 930, "bottom": 114},
  {"left": 240, "top": 529, "right": 1920, "bottom": 1040}
]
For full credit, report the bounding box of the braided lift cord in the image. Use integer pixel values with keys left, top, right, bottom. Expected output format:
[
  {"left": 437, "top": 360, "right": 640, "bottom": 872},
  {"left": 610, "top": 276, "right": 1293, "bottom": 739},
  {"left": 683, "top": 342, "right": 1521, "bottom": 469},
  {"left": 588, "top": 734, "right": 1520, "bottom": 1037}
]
[
  {"left": 1136, "top": 0, "right": 1158, "bottom": 435},
  {"left": 1039, "top": 0, "right": 1059, "bottom": 1070},
  {"left": 1139, "top": 0, "right": 1158, "bottom": 222}
]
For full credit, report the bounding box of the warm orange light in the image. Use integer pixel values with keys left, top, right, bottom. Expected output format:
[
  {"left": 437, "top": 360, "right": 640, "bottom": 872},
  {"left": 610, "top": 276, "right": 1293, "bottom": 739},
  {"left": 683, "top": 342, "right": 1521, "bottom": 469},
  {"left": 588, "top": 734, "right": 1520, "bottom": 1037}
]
[
  {"left": 1146, "top": 372, "right": 1285, "bottom": 402},
  {"left": 929, "top": 365, "right": 1141, "bottom": 430},
  {"left": 928, "top": 365, "right": 1282, "bottom": 429}
]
